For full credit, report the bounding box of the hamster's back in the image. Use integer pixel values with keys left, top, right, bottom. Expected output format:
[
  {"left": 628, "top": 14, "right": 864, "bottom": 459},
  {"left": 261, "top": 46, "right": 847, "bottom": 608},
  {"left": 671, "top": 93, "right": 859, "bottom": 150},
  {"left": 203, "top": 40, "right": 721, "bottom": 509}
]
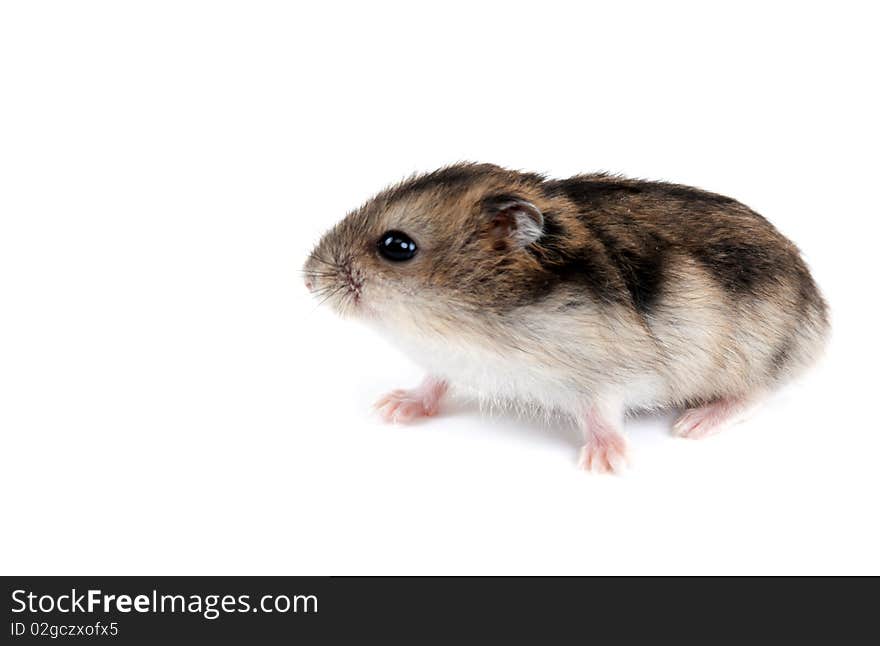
[{"left": 541, "top": 174, "right": 829, "bottom": 404}]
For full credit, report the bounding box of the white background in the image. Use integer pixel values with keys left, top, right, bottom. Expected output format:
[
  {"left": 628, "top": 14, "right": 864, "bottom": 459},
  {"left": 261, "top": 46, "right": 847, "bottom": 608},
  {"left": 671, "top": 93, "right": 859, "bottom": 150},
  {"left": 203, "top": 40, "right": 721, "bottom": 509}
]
[{"left": 1, "top": 1, "right": 877, "bottom": 575}]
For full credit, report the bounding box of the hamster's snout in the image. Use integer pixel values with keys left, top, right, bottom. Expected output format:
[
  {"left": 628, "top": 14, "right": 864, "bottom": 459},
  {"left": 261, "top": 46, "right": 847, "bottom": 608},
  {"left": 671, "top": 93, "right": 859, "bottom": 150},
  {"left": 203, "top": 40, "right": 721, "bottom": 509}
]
[
  {"left": 302, "top": 249, "right": 365, "bottom": 313},
  {"left": 302, "top": 253, "right": 325, "bottom": 295},
  {"left": 302, "top": 257, "right": 317, "bottom": 292}
]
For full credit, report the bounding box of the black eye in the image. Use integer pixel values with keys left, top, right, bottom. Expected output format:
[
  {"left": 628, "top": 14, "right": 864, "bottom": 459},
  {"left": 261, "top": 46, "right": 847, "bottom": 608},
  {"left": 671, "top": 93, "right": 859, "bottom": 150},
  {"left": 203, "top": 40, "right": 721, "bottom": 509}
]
[{"left": 377, "top": 230, "right": 417, "bottom": 262}]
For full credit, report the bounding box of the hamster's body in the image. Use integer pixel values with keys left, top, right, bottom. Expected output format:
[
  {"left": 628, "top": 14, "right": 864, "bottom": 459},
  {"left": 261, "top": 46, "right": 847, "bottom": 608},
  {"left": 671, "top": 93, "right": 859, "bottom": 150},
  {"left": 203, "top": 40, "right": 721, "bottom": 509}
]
[{"left": 304, "top": 164, "right": 828, "bottom": 472}]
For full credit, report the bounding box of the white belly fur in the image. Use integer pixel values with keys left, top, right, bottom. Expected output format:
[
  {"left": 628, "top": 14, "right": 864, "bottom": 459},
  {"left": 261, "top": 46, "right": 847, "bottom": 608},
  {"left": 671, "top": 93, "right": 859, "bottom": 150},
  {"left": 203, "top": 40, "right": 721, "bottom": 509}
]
[{"left": 375, "top": 321, "right": 669, "bottom": 416}]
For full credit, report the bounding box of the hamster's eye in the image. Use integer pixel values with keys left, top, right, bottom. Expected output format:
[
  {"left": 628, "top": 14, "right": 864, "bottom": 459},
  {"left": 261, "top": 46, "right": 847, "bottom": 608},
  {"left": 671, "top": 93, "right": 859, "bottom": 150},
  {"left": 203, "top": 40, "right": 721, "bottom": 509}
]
[{"left": 377, "top": 230, "right": 417, "bottom": 262}]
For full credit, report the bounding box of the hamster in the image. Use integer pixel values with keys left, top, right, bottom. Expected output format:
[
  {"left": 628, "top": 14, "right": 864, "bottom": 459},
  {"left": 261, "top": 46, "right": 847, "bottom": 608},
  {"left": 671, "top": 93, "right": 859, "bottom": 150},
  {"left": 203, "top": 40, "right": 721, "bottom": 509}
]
[{"left": 303, "top": 163, "right": 829, "bottom": 472}]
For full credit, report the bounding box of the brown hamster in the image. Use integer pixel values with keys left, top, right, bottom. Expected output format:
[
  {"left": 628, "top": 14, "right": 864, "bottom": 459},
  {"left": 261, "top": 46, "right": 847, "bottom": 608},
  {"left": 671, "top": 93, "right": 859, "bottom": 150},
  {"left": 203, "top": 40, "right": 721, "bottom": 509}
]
[{"left": 303, "top": 163, "right": 829, "bottom": 472}]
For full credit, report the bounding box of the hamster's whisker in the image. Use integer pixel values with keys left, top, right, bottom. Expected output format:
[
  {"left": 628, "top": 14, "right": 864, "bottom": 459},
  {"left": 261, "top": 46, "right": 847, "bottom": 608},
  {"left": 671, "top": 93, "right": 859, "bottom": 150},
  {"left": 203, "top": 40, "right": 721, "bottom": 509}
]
[
  {"left": 300, "top": 270, "right": 337, "bottom": 278},
  {"left": 314, "top": 285, "right": 345, "bottom": 307},
  {"left": 299, "top": 266, "right": 336, "bottom": 274},
  {"left": 311, "top": 284, "right": 341, "bottom": 298},
  {"left": 310, "top": 255, "right": 338, "bottom": 269},
  {"left": 303, "top": 285, "right": 347, "bottom": 319}
]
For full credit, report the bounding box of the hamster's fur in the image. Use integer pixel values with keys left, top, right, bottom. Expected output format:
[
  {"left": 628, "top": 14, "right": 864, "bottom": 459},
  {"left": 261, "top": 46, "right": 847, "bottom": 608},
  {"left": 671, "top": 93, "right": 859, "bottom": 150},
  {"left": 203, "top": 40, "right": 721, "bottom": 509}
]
[{"left": 304, "top": 163, "right": 828, "bottom": 472}]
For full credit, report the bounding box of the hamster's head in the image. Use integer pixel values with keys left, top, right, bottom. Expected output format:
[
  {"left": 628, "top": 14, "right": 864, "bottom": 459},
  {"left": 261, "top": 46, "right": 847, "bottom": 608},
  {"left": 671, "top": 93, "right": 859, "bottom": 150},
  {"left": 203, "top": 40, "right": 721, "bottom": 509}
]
[{"left": 303, "top": 164, "right": 550, "bottom": 331}]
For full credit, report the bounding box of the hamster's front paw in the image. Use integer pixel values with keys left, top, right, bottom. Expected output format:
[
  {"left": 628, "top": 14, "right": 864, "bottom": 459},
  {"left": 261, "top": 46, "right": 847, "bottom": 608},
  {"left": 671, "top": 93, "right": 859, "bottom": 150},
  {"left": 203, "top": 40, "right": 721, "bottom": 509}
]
[
  {"left": 374, "top": 389, "right": 435, "bottom": 423},
  {"left": 373, "top": 377, "right": 448, "bottom": 424},
  {"left": 578, "top": 434, "right": 629, "bottom": 474}
]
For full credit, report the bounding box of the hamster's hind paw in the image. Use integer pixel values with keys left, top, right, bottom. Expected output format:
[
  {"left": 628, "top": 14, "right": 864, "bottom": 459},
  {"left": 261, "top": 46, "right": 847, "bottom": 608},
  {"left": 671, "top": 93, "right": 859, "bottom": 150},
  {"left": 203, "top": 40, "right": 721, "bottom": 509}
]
[
  {"left": 373, "top": 377, "right": 448, "bottom": 425},
  {"left": 578, "top": 434, "right": 629, "bottom": 474},
  {"left": 672, "top": 396, "right": 752, "bottom": 439}
]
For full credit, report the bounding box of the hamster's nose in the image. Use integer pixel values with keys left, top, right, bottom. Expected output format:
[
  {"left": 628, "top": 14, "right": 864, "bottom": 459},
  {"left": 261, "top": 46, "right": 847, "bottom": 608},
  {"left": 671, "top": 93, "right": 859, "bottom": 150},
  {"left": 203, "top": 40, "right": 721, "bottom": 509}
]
[{"left": 304, "top": 276, "right": 314, "bottom": 292}]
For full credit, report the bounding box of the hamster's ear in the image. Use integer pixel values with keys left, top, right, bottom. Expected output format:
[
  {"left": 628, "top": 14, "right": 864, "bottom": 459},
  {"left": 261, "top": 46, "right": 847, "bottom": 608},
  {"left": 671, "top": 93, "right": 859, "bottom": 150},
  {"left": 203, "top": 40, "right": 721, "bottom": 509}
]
[{"left": 481, "top": 195, "right": 544, "bottom": 250}]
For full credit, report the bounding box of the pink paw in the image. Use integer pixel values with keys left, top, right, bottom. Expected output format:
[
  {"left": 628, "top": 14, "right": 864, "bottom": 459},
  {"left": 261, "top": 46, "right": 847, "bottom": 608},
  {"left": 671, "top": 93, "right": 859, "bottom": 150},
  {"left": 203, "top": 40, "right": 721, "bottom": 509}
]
[
  {"left": 577, "top": 434, "right": 629, "bottom": 474},
  {"left": 373, "top": 378, "right": 448, "bottom": 425},
  {"left": 374, "top": 389, "right": 437, "bottom": 423},
  {"left": 672, "top": 397, "right": 749, "bottom": 439}
]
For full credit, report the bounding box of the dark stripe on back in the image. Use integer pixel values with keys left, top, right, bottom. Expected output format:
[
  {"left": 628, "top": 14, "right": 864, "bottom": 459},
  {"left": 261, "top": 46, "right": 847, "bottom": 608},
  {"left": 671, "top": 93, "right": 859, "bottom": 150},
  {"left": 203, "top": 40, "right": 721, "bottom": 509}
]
[
  {"left": 588, "top": 223, "right": 666, "bottom": 315},
  {"left": 542, "top": 178, "right": 668, "bottom": 315},
  {"left": 526, "top": 213, "right": 623, "bottom": 307}
]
